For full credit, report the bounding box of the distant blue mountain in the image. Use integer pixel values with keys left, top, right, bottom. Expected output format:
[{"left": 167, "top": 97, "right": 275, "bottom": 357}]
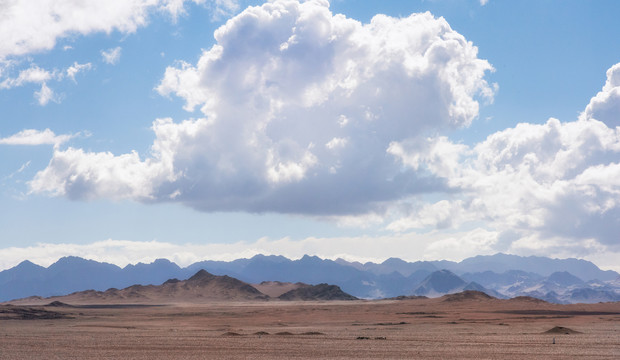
[
  {"left": 461, "top": 270, "right": 543, "bottom": 289},
  {"left": 435, "top": 253, "right": 617, "bottom": 281},
  {"left": 353, "top": 257, "right": 439, "bottom": 277},
  {"left": 545, "top": 271, "right": 585, "bottom": 287},
  {"left": 0, "top": 256, "right": 189, "bottom": 301},
  {"left": 413, "top": 270, "right": 467, "bottom": 296},
  {"left": 1, "top": 253, "right": 618, "bottom": 303},
  {"left": 409, "top": 270, "right": 504, "bottom": 299}
]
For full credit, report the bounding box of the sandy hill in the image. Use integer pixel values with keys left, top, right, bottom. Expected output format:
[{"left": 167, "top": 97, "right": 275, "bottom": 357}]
[
  {"left": 9, "top": 270, "right": 269, "bottom": 305},
  {"left": 278, "top": 283, "right": 358, "bottom": 301}
]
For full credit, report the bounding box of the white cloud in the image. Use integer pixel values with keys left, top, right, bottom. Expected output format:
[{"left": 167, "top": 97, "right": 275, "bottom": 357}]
[
  {"left": 581, "top": 62, "right": 620, "bottom": 128},
  {"left": 0, "top": 128, "right": 80, "bottom": 147},
  {"left": 101, "top": 47, "right": 122, "bottom": 65},
  {"left": 0, "top": 64, "right": 61, "bottom": 105},
  {"left": 0, "top": 65, "right": 54, "bottom": 89},
  {"left": 66, "top": 62, "right": 92, "bottom": 82},
  {"left": 0, "top": 0, "right": 239, "bottom": 59},
  {"left": 325, "top": 137, "right": 348, "bottom": 150},
  {"left": 464, "top": 118, "right": 620, "bottom": 247},
  {"left": 29, "top": 146, "right": 176, "bottom": 201},
  {"left": 34, "top": 82, "right": 60, "bottom": 105},
  {"left": 387, "top": 136, "right": 468, "bottom": 179},
  {"left": 388, "top": 63, "right": 620, "bottom": 251},
  {"left": 1, "top": 62, "right": 90, "bottom": 105},
  {"left": 480, "top": 0, "right": 489, "bottom": 6},
  {"left": 32, "top": 1, "right": 495, "bottom": 215}
]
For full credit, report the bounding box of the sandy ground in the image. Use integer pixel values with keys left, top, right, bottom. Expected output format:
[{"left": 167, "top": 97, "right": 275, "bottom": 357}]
[{"left": 1, "top": 297, "right": 619, "bottom": 359}]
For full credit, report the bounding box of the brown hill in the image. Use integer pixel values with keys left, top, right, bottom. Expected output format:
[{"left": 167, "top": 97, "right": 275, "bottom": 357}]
[
  {"left": 10, "top": 270, "right": 269, "bottom": 305},
  {"left": 441, "top": 290, "right": 494, "bottom": 302},
  {"left": 278, "top": 283, "right": 358, "bottom": 301}
]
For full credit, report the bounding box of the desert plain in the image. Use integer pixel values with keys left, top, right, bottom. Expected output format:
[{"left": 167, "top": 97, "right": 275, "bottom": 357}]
[{"left": 1, "top": 292, "right": 619, "bottom": 359}]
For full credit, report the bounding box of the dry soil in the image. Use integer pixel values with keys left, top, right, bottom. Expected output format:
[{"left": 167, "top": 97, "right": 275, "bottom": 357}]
[{"left": 1, "top": 296, "right": 619, "bottom": 359}]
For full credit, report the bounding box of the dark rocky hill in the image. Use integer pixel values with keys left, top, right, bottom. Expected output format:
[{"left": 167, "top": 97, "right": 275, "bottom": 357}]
[{"left": 278, "top": 283, "right": 357, "bottom": 301}]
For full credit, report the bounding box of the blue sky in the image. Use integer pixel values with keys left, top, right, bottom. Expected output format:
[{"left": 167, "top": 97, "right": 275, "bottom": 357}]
[{"left": 1, "top": 0, "right": 619, "bottom": 271}]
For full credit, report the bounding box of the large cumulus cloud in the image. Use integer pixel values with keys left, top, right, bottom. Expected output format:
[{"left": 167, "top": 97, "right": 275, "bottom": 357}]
[
  {"left": 30, "top": 0, "right": 495, "bottom": 215},
  {"left": 389, "top": 63, "right": 620, "bottom": 252}
]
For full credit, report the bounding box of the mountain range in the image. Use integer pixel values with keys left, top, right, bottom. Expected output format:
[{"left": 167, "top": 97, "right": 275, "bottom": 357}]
[
  {"left": 7, "top": 269, "right": 357, "bottom": 305},
  {"left": 1, "top": 253, "right": 618, "bottom": 304}
]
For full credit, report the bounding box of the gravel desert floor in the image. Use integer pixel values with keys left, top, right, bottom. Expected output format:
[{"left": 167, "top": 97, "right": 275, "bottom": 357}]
[{"left": 1, "top": 295, "right": 619, "bottom": 359}]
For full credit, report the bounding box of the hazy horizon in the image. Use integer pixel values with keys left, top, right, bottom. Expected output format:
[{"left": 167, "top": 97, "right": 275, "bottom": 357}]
[{"left": 3, "top": 251, "right": 618, "bottom": 274}]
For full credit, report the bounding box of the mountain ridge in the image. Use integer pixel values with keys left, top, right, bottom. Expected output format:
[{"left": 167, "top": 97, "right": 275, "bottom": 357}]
[{"left": 1, "top": 253, "right": 618, "bottom": 304}]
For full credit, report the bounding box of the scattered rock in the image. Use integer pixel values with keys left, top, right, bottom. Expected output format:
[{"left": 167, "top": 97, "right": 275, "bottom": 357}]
[
  {"left": 374, "top": 321, "right": 408, "bottom": 326},
  {"left": 387, "top": 295, "right": 428, "bottom": 300},
  {"left": 544, "top": 326, "right": 581, "bottom": 335},
  {"left": 0, "top": 306, "right": 70, "bottom": 320},
  {"left": 222, "top": 331, "right": 242, "bottom": 336},
  {"left": 46, "top": 301, "right": 73, "bottom": 307}
]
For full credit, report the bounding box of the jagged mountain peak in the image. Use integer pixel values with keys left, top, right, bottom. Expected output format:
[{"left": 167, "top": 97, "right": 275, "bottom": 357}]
[{"left": 187, "top": 269, "right": 215, "bottom": 282}]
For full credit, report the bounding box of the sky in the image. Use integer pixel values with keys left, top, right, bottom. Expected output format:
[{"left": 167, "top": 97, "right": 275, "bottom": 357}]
[{"left": 1, "top": 0, "right": 619, "bottom": 272}]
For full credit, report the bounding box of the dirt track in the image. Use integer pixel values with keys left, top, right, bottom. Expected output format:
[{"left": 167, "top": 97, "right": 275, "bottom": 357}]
[{"left": 1, "top": 297, "right": 619, "bottom": 359}]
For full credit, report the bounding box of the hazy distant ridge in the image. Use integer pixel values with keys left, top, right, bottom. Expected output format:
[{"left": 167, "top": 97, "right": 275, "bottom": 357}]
[{"left": 1, "top": 254, "right": 618, "bottom": 303}]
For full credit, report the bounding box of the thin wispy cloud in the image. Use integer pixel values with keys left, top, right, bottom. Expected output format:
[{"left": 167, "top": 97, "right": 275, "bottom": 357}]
[
  {"left": 0, "top": 129, "right": 82, "bottom": 148},
  {"left": 1, "top": 62, "right": 91, "bottom": 105},
  {"left": 101, "top": 47, "right": 122, "bottom": 65},
  {"left": 66, "top": 62, "right": 93, "bottom": 82}
]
